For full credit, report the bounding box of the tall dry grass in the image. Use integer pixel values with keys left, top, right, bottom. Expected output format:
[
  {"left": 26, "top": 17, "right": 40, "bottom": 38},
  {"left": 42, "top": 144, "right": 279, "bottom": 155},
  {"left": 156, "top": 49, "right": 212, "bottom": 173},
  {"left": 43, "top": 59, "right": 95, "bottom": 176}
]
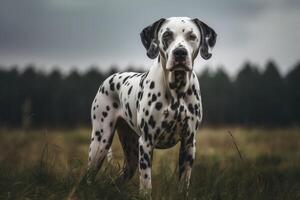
[{"left": 0, "top": 127, "right": 299, "bottom": 199}]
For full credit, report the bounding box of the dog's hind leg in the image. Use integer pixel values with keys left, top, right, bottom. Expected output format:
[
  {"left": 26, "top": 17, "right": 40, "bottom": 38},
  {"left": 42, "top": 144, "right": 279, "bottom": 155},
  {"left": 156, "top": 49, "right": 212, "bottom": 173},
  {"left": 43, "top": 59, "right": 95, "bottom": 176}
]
[
  {"left": 86, "top": 93, "right": 120, "bottom": 183},
  {"left": 116, "top": 118, "right": 139, "bottom": 182}
]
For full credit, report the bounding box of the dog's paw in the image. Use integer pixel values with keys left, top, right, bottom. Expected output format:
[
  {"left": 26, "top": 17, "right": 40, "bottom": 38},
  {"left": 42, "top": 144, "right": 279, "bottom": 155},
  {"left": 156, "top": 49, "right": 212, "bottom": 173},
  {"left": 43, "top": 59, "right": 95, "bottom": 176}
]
[
  {"left": 139, "top": 188, "right": 152, "bottom": 200},
  {"left": 178, "top": 180, "right": 190, "bottom": 198}
]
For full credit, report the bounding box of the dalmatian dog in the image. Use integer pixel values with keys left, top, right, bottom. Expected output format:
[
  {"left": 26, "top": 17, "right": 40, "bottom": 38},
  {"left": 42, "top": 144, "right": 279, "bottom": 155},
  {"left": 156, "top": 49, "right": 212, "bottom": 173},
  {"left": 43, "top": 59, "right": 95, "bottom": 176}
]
[{"left": 87, "top": 17, "right": 217, "bottom": 195}]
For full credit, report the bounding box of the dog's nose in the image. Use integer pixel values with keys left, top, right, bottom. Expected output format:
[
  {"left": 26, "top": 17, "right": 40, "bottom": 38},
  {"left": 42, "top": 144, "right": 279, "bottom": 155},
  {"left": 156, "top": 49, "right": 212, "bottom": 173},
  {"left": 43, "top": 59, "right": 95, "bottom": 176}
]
[{"left": 173, "top": 48, "right": 188, "bottom": 61}]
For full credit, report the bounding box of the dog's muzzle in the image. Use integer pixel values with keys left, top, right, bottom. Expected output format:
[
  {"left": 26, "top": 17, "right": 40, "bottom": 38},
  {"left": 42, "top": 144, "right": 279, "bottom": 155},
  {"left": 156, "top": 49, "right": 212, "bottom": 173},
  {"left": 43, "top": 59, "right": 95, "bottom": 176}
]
[{"left": 170, "top": 47, "right": 190, "bottom": 72}]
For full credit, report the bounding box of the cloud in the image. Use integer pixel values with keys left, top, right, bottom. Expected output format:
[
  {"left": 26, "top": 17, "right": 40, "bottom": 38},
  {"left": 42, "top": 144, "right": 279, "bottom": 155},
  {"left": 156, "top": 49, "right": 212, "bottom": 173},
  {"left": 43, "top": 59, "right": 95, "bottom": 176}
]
[{"left": 0, "top": 0, "right": 299, "bottom": 74}]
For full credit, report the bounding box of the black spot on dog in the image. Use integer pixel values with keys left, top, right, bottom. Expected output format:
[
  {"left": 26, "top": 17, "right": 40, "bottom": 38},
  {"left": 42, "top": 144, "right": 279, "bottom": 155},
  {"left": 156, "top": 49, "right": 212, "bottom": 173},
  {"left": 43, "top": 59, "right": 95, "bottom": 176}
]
[
  {"left": 148, "top": 115, "right": 156, "bottom": 129},
  {"left": 152, "top": 94, "right": 157, "bottom": 102},
  {"left": 128, "top": 86, "right": 133, "bottom": 95},
  {"left": 192, "top": 85, "right": 200, "bottom": 100},
  {"left": 102, "top": 112, "right": 108, "bottom": 117},
  {"left": 171, "top": 101, "right": 179, "bottom": 110},
  {"left": 155, "top": 102, "right": 162, "bottom": 110},
  {"left": 122, "top": 76, "right": 130, "bottom": 84},
  {"left": 95, "top": 131, "right": 100, "bottom": 136},
  {"left": 113, "top": 102, "right": 118, "bottom": 108},
  {"left": 182, "top": 29, "right": 185, "bottom": 32},
  {"left": 93, "top": 114, "right": 96, "bottom": 119},
  {"left": 139, "top": 161, "right": 147, "bottom": 170},
  {"left": 109, "top": 75, "right": 115, "bottom": 84},
  {"left": 138, "top": 91, "right": 142, "bottom": 100},
  {"left": 180, "top": 105, "right": 184, "bottom": 112},
  {"left": 106, "top": 106, "right": 110, "bottom": 111},
  {"left": 143, "top": 153, "right": 151, "bottom": 167},
  {"left": 139, "top": 145, "right": 144, "bottom": 155},
  {"left": 150, "top": 81, "right": 155, "bottom": 89},
  {"left": 110, "top": 83, "right": 115, "bottom": 91},
  {"left": 161, "top": 121, "right": 168, "bottom": 129},
  {"left": 116, "top": 83, "right": 121, "bottom": 90},
  {"left": 144, "top": 123, "right": 149, "bottom": 140},
  {"left": 187, "top": 132, "right": 194, "bottom": 145},
  {"left": 126, "top": 103, "right": 132, "bottom": 119}
]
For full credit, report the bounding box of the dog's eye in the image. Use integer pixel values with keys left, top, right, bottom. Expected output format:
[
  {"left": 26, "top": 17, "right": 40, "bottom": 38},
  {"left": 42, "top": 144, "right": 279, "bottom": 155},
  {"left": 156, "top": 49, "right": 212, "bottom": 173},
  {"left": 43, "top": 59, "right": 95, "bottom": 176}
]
[
  {"left": 162, "top": 31, "right": 173, "bottom": 41},
  {"left": 162, "top": 31, "right": 174, "bottom": 50},
  {"left": 188, "top": 34, "right": 197, "bottom": 41}
]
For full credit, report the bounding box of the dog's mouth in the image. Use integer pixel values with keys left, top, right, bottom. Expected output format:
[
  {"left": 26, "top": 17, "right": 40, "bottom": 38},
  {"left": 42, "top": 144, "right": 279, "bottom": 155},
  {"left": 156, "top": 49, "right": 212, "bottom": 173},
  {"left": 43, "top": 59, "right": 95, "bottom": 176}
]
[
  {"left": 170, "top": 60, "right": 191, "bottom": 73},
  {"left": 170, "top": 61, "right": 191, "bottom": 72}
]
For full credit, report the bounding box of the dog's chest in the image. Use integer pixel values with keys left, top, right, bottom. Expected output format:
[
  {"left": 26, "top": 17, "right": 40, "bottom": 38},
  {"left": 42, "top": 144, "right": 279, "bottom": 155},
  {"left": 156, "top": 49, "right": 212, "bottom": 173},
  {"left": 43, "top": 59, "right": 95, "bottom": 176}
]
[
  {"left": 153, "top": 100, "right": 196, "bottom": 149},
  {"left": 134, "top": 73, "right": 202, "bottom": 148}
]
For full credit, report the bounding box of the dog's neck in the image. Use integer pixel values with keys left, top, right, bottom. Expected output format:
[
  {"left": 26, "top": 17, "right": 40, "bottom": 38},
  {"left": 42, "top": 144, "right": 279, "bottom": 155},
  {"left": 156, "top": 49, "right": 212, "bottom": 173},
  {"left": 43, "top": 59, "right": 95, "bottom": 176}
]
[{"left": 152, "top": 55, "right": 193, "bottom": 101}]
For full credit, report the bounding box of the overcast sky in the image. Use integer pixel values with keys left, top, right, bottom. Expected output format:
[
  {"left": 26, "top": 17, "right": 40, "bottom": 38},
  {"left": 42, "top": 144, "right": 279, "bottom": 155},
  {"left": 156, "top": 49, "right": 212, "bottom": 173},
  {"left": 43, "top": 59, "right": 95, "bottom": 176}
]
[{"left": 0, "top": 0, "right": 299, "bottom": 75}]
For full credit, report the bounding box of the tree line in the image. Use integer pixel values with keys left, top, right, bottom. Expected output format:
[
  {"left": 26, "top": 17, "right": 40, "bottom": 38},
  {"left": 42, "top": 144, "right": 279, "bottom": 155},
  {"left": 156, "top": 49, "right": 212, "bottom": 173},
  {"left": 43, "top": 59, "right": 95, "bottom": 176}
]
[{"left": 0, "top": 60, "right": 299, "bottom": 128}]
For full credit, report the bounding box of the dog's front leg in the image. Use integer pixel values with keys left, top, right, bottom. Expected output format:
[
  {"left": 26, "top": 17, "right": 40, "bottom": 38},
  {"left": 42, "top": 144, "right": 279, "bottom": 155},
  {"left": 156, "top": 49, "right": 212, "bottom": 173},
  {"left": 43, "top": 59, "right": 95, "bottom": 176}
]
[
  {"left": 138, "top": 135, "right": 153, "bottom": 196},
  {"left": 178, "top": 132, "right": 196, "bottom": 193}
]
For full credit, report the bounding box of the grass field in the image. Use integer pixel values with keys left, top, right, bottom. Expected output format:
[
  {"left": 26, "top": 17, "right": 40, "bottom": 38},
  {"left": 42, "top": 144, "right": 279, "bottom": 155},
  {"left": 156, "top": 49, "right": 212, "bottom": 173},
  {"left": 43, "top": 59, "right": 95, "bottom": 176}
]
[{"left": 0, "top": 127, "right": 300, "bottom": 199}]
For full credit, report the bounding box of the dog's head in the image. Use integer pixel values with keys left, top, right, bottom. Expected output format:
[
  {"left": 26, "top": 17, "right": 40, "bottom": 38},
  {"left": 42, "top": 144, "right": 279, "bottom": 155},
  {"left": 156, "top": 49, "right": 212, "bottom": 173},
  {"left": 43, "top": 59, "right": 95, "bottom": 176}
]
[{"left": 140, "top": 17, "right": 217, "bottom": 92}]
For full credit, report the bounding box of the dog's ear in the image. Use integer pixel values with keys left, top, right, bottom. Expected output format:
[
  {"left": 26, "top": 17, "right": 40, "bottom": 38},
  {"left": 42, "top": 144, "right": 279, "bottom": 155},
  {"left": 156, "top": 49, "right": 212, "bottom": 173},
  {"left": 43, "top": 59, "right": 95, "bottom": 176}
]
[
  {"left": 140, "top": 18, "right": 166, "bottom": 59},
  {"left": 192, "top": 18, "right": 217, "bottom": 60}
]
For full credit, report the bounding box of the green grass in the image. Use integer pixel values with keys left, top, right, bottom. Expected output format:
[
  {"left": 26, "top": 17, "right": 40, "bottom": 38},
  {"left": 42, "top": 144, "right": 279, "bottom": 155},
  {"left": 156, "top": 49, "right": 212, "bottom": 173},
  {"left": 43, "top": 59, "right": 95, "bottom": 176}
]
[{"left": 0, "top": 127, "right": 300, "bottom": 199}]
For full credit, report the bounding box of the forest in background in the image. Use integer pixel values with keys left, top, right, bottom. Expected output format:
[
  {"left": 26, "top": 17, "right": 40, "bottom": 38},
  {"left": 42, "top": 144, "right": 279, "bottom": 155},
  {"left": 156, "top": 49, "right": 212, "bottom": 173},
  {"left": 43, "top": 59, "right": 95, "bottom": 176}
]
[{"left": 0, "top": 60, "right": 299, "bottom": 128}]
